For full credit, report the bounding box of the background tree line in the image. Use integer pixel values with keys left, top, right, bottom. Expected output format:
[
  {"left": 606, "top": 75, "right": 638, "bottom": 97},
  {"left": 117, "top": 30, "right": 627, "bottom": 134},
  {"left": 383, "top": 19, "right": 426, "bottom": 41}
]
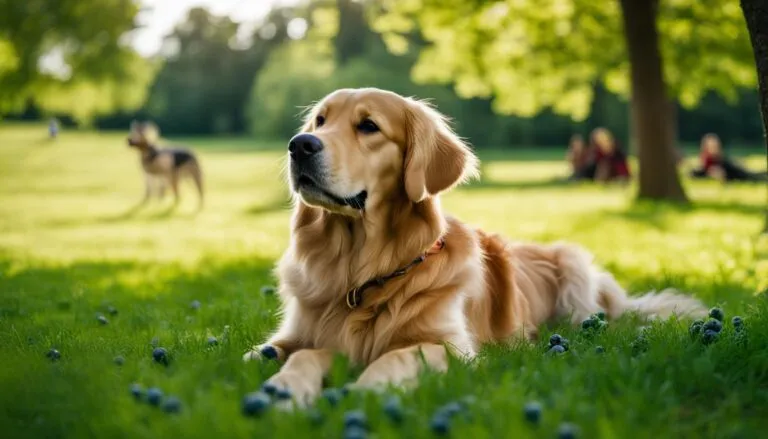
[{"left": 2, "top": 0, "right": 764, "bottom": 151}]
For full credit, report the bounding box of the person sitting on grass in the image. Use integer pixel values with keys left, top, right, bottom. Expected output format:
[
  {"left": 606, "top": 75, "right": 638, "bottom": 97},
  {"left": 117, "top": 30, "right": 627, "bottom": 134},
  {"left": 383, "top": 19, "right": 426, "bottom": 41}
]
[
  {"left": 565, "top": 134, "right": 591, "bottom": 180},
  {"left": 690, "top": 133, "right": 767, "bottom": 182},
  {"left": 577, "top": 127, "right": 630, "bottom": 183}
]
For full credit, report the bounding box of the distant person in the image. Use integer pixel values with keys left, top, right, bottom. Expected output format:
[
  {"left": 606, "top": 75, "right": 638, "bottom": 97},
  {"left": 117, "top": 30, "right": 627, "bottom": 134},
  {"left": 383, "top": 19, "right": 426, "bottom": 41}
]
[
  {"left": 48, "top": 118, "right": 60, "bottom": 139},
  {"left": 690, "top": 133, "right": 767, "bottom": 182},
  {"left": 565, "top": 134, "right": 591, "bottom": 180},
  {"left": 577, "top": 128, "right": 630, "bottom": 183}
]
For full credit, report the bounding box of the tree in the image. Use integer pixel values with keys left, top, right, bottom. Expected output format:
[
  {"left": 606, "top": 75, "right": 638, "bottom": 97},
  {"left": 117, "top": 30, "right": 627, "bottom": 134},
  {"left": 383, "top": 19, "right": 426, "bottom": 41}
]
[
  {"left": 0, "top": 0, "right": 154, "bottom": 122},
  {"left": 373, "top": 0, "right": 755, "bottom": 202},
  {"left": 739, "top": 0, "right": 768, "bottom": 232}
]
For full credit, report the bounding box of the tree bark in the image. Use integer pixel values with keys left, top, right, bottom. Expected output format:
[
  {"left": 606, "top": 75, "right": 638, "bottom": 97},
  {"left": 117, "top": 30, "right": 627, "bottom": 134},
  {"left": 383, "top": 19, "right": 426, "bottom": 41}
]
[
  {"left": 739, "top": 0, "right": 768, "bottom": 233},
  {"left": 619, "top": 0, "right": 688, "bottom": 202}
]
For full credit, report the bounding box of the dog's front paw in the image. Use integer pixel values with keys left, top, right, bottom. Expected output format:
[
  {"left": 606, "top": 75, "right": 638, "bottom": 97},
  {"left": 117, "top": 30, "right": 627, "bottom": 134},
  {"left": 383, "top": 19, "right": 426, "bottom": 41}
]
[
  {"left": 243, "top": 344, "right": 285, "bottom": 362},
  {"left": 265, "top": 370, "right": 322, "bottom": 409}
]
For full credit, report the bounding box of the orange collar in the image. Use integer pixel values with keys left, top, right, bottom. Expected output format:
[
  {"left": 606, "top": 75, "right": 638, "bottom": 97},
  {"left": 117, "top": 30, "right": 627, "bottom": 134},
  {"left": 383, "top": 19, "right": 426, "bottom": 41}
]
[{"left": 346, "top": 237, "right": 446, "bottom": 309}]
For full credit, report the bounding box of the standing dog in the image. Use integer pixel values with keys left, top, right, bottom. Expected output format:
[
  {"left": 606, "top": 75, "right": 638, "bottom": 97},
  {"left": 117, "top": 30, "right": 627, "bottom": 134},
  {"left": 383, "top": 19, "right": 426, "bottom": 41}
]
[
  {"left": 243, "top": 88, "right": 706, "bottom": 406},
  {"left": 126, "top": 121, "right": 204, "bottom": 208}
]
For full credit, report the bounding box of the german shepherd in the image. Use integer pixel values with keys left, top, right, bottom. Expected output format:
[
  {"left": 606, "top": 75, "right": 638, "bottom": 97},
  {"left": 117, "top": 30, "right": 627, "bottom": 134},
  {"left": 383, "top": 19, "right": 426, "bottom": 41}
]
[{"left": 127, "top": 121, "right": 204, "bottom": 208}]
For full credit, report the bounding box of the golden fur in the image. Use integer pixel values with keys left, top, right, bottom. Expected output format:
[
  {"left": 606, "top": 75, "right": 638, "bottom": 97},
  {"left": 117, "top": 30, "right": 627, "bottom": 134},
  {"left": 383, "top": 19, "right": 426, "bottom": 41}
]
[{"left": 243, "top": 88, "right": 706, "bottom": 406}]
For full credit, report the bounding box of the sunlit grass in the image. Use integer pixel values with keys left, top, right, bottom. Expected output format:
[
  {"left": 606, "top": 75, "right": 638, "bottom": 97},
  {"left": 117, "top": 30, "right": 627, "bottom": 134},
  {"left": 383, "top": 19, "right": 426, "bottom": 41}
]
[{"left": 1, "top": 123, "right": 767, "bottom": 438}]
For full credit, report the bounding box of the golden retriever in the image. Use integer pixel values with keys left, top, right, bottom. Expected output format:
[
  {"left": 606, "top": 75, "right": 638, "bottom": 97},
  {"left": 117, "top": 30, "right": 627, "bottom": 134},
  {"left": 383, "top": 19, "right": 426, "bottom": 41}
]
[{"left": 243, "top": 88, "right": 706, "bottom": 406}]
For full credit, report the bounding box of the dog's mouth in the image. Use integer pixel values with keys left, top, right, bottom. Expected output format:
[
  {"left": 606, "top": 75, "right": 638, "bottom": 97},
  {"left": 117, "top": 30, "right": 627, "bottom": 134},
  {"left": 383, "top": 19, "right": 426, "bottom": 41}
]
[{"left": 296, "top": 175, "right": 367, "bottom": 210}]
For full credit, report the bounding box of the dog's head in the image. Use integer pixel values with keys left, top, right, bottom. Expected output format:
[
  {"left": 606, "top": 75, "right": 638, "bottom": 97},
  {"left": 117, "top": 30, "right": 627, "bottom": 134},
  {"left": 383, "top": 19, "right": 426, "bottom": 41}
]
[
  {"left": 287, "top": 88, "right": 477, "bottom": 214},
  {"left": 127, "top": 121, "right": 160, "bottom": 148}
]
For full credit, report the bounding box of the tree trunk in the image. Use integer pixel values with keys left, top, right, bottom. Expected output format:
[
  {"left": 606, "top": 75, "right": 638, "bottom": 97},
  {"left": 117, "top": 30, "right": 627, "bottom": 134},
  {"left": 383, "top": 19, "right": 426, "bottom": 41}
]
[
  {"left": 619, "top": 0, "right": 688, "bottom": 202},
  {"left": 739, "top": 0, "right": 768, "bottom": 233}
]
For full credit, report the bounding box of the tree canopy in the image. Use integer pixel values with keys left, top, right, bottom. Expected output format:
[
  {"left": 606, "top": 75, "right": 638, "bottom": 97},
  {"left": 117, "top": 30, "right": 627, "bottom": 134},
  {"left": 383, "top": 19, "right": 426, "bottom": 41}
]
[{"left": 373, "top": 0, "right": 755, "bottom": 121}]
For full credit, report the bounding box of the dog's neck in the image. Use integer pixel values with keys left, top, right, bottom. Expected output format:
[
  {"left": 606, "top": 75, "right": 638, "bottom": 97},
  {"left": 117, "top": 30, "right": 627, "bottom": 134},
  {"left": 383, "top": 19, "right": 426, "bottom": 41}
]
[{"left": 290, "top": 194, "right": 445, "bottom": 305}]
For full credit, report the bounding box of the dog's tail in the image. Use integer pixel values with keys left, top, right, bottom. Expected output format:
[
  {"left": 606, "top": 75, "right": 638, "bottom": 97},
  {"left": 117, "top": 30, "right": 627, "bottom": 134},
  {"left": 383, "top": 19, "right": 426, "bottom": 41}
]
[
  {"left": 189, "top": 161, "right": 204, "bottom": 208},
  {"left": 553, "top": 244, "right": 707, "bottom": 323}
]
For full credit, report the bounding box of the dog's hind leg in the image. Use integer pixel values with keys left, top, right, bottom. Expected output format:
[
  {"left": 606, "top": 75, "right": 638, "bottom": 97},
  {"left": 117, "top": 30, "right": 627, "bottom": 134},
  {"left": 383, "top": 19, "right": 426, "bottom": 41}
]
[
  {"left": 189, "top": 163, "right": 204, "bottom": 209},
  {"left": 170, "top": 172, "right": 180, "bottom": 206}
]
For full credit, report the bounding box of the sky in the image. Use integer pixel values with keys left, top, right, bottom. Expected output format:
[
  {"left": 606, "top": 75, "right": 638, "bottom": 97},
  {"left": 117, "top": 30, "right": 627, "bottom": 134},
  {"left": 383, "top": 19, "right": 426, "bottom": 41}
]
[{"left": 132, "top": 0, "right": 302, "bottom": 56}]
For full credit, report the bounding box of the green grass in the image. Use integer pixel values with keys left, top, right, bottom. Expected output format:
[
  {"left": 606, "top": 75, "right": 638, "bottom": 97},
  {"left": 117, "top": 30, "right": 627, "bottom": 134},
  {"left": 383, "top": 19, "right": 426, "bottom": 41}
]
[{"left": 1, "top": 123, "right": 767, "bottom": 439}]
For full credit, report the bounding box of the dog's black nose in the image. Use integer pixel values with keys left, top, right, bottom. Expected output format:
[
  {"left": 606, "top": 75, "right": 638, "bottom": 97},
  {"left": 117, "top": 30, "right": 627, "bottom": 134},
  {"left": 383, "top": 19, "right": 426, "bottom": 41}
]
[{"left": 288, "top": 133, "right": 323, "bottom": 160}]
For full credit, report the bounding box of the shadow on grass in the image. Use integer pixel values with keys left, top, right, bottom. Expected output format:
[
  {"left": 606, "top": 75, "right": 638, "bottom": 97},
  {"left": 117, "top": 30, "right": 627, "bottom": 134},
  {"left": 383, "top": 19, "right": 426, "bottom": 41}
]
[{"left": 464, "top": 176, "right": 577, "bottom": 191}]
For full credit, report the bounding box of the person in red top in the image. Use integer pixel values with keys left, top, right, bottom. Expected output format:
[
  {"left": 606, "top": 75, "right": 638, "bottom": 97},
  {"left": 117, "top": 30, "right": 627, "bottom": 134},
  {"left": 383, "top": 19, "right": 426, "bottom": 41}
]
[
  {"left": 565, "top": 134, "right": 591, "bottom": 180},
  {"left": 691, "top": 133, "right": 766, "bottom": 182},
  {"left": 588, "top": 127, "right": 631, "bottom": 183}
]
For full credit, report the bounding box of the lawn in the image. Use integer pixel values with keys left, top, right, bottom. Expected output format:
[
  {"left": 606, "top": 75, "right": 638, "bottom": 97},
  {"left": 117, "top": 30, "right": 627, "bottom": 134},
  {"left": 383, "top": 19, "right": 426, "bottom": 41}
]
[{"left": 1, "top": 123, "right": 767, "bottom": 439}]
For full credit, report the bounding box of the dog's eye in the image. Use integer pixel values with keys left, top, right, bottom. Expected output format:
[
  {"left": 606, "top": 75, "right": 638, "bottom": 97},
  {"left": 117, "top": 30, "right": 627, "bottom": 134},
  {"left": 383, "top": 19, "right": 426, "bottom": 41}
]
[
  {"left": 357, "top": 119, "right": 379, "bottom": 134},
  {"left": 315, "top": 115, "right": 325, "bottom": 127}
]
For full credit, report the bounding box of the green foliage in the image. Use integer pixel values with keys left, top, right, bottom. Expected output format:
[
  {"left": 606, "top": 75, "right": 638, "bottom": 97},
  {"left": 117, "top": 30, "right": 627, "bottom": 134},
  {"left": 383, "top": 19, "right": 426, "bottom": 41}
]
[
  {"left": 0, "top": 0, "right": 155, "bottom": 121},
  {"left": 0, "top": 126, "right": 767, "bottom": 437},
  {"left": 374, "top": 0, "right": 756, "bottom": 119}
]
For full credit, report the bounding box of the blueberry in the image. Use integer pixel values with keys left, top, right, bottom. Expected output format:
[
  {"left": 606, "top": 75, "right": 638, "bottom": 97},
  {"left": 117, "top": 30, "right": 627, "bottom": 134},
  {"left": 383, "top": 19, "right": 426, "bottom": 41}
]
[
  {"left": 689, "top": 320, "right": 704, "bottom": 337},
  {"left": 344, "top": 410, "right": 368, "bottom": 429},
  {"left": 113, "top": 355, "right": 125, "bottom": 366},
  {"left": 595, "top": 345, "right": 605, "bottom": 354},
  {"left": 430, "top": 415, "right": 450, "bottom": 435},
  {"left": 549, "top": 334, "right": 563, "bottom": 346},
  {"left": 708, "top": 307, "right": 724, "bottom": 322},
  {"left": 260, "top": 286, "right": 276, "bottom": 295},
  {"left": 46, "top": 348, "right": 61, "bottom": 361},
  {"left": 97, "top": 315, "right": 108, "bottom": 325},
  {"left": 523, "top": 401, "right": 542, "bottom": 424},
  {"left": 207, "top": 336, "right": 218, "bottom": 346},
  {"left": 596, "top": 311, "right": 607, "bottom": 321},
  {"left": 631, "top": 336, "right": 648, "bottom": 355},
  {"left": 548, "top": 345, "right": 566, "bottom": 355},
  {"left": 260, "top": 345, "right": 278, "bottom": 360},
  {"left": 146, "top": 387, "right": 163, "bottom": 406},
  {"left": 107, "top": 306, "right": 118, "bottom": 316},
  {"left": 701, "top": 329, "right": 719, "bottom": 345},
  {"left": 732, "top": 316, "right": 743, "bottom": 330},
  {"left": 341, "top": 384, "right": 352, "bottom": 396},
  {"left": 242, "top": 391, "right": 271, "bottom": 416},
  {"left": 190, "top": 300, "right": 201, "bottom": 310},
  {"left": 581, "top": 318, "right": 596, "bottom": 330},
  {"left": 275, "top": 388, "right": 292, "bottom": 400},
  {"left": 343, "top": 426, "right": 368, "bottom": 439},
  {"left": 322, "top": 388, "right": 343, "bottom": 406},
  {"left": 152, "top": 347, "right": 168, "bottom": 365},
  {"left": 560, "top": 338, "right": 570, "bottom": 351},
  {"left": 702, "top": 319, "right": 723, "bottom": 333},
  {"left": 261, "top": 382, "right": 278, "bottom": 396},
  {"left": 162, "top": 396, "right": 182, "bottom": 413},
  {"left": 130, "top": 383, "right": 143, "bottom": 400},
  {"left": 438, "top": 402, "right": 463, "bottom": 418},
  {"left": 558, "top": 422, "right": 578, "bottom": 439},
  {"left": 383, "top": 396, "right": 404, "bottom": 422}
]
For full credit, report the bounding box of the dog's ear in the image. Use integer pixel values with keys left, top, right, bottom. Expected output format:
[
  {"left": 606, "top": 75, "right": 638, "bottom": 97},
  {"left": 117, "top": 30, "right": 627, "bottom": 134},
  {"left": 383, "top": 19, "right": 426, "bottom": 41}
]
[
  {"left": 142, "top": 121, "right": 160, "bottom": 144},
  {"left": 403, "top": 99, "right": 478, "bottom": 202}
]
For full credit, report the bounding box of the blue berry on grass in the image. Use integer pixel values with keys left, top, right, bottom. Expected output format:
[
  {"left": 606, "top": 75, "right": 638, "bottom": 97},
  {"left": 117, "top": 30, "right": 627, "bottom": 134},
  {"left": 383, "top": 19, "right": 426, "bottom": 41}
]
[
  {"left": 260, "top": 286, "right": 276, "bottom": 295},
  {"left": 107, "top": 306, "right": 118, "bottom": 316},
  {"left": 343, "top": 410, "right": 368, "bottom": 429},
  {"left": 113, "top": 355, "right": 125, "bottom": 366},
  {"left": 261, "top": 382, "right": 278, "bottom": 396},
  {"left": 548, "top": 345, "right": 566, "bottom": 355},
  {"left": 260, "top": 345, "right": 278, "bottom": 360},
  {"left": 708, "top": 307, "right": 724, "bottom": 322},
  {"left": 581, "top": 317, "right": 597, "bottom": 330},
  {"left": 152, "top": 347, "right": 168, "bottom": 365},
  {"left": 207, "top": 336, "right": 218, "bottom": 346},
  {"left": 383, "top": 396, "right": 404, "bottom": 423},
  {"left": 322, "top": 388, "right": 343, "bottom": 406},
  {"left": 702, "top": 319, "right": 722, "bottom": 333},
  {"left": 689, "top": 320, "right": 704, "bottom": 337},
  {"left": 595, "top": 346, "right": 605, "bottom": 354},
  {"left": 732, "top": 316, "right": 743, "bottom": 330},
  {"left": 146, "top": 387, "right": 163, "bottom": 406},
  {"left": 162, "top": 396, "right": 182, "bottom": 413},
  {"left": 549, "top": 334, "right": 563, "bottom": 346},
  {"left": 242, "top": 392, "right": 271, "bottom": 416},
  {"left": 430, "top": 415, "right": 450, "bottom": 435},
  {"left": 344, "top": 426, "right": 368, "bottom": 439},
  {"left": 701, "top": 329, "right": 719, "bottom": 345},
  {"left": 275, "top": 387, "right": 292, "bottom": 400},
  {"left": 190, "top": 300, "right": 201, "bottom": 310},
  {"left": 46, "top": 348, "right": 61, "bottom": 361},
  {"left": 438, "top": 402, "right": 463, "bottom": 418},
  {"left": 97, "top": 315, "right": 108, "bottom": 325},
  {"left": 523, "top": 401, "right": 542, "bottom": 424},
  {"left": 596, "top": 311, "right": 606, "bottom": 321},
  {"left": 558, "top": 423, "right": 578, "bottom": 439},
  {"left": 130, "top": 383, "right": 143, "bottom": 400}
]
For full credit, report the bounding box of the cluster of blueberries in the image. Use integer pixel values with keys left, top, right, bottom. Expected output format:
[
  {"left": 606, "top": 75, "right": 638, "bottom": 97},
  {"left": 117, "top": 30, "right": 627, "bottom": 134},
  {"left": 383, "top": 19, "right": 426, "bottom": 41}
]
[
  {"left": 428, "top": 397, "right": 476, "bottom": 435},
  {"left": 580, "top": 312, "right": 607, "bottom": 333},
  {"left": 690, "top": 307, "right": 743, "bottom": 345},
  {"left": 129, "top": 383, "right": 182, "bottom": 413}
]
